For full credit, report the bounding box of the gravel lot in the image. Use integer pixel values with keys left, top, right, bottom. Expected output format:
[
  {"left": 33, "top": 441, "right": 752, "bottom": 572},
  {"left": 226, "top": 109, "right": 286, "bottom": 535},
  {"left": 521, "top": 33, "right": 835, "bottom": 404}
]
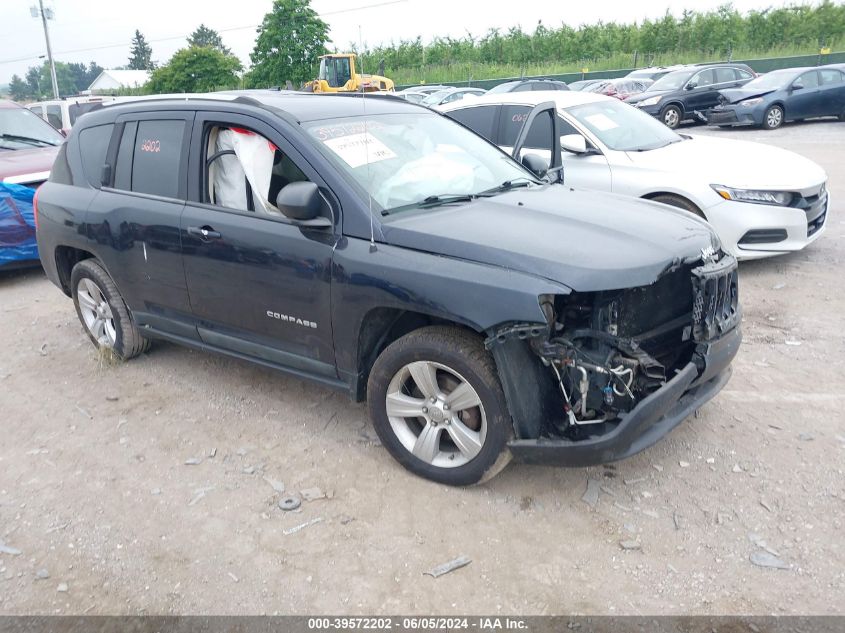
[{"left": 1, "top": 120, "right": 843, "bottom": 616}]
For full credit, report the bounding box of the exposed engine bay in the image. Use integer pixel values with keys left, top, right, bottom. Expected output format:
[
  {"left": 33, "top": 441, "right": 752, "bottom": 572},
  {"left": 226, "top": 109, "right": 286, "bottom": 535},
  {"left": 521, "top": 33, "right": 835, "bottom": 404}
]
[{"left": 487, "top": 252, "right": 740, "bottom": 442}]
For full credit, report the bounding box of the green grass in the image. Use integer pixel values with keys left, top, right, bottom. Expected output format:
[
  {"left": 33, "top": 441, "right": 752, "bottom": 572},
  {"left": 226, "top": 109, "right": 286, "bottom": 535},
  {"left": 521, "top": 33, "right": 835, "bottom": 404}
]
[{"left": 388, "top": 41, "right": 845, "bottom": 86}]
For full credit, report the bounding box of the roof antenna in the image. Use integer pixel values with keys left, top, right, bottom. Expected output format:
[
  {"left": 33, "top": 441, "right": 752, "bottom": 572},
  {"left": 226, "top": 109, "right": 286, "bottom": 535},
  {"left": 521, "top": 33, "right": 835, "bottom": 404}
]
[{"left": 359, "top": 24, "right": 377, "bottom": 253}]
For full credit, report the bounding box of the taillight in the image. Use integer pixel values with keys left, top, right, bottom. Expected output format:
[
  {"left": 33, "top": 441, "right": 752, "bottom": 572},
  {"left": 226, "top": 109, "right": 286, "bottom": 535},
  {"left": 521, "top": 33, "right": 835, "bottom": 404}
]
[{"left": 33, "top": 184, "right": 41, "bottom": 231}]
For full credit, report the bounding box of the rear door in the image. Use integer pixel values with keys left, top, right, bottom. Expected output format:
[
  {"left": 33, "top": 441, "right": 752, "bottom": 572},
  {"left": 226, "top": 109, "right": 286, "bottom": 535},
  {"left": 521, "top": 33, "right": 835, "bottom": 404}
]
[
  {"left": 87, "top": 111, "right": 196, "bottom": 338},
  {"left": 817, "top": 69, "right": 845, "bottom": 117},
  {"left": 788, "top": 70, "right": 822, "bottom": 119},
  {"left": 180, "top": 111, "right": 338, "bottom": 377}
]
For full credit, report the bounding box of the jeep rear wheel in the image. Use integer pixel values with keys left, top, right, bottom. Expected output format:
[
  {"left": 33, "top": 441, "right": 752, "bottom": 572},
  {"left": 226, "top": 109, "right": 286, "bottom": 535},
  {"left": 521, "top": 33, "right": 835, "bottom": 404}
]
[
  {"left": 367, "top": 326, "right": 512, "bottom": 485},
  {"left": 71, "top": 259, "right": 150, "bottom": 360}
]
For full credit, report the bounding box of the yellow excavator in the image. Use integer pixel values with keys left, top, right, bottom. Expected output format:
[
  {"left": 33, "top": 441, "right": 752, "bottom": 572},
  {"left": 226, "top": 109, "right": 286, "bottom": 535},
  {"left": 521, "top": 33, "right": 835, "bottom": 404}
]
[{"left": 304, "top": 53, "right": 395, "bottom": 93}]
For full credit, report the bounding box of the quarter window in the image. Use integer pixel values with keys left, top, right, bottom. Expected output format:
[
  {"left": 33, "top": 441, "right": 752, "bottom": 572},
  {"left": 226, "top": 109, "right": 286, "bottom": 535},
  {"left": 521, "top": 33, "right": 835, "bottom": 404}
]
[
  {"left": 78, "top": 124, "right": 114, "bottom": 188},
  {"left": 736, "top": 69, "right": 753, "bottom": 80}
]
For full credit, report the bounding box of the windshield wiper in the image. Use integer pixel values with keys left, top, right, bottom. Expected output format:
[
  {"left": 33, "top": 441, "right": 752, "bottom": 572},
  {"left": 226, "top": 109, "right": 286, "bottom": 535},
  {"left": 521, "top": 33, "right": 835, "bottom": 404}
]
[
  {"left": 477, "top": 177, "right": 539, "bottom": 197},
  {"left": 0, "top": 134, "right": 59, "bottom": 147},
  {"left": 382, "top": 193, "right": 476, "bottom": 216}
]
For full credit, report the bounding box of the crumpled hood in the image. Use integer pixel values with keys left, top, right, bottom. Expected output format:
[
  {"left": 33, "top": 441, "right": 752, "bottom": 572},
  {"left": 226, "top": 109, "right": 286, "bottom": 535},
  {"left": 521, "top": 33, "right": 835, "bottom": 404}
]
[
  {"left": 381, "top": 185, "right": 715, "bottom": 292},
  {"left": 718, "top": 87, "right": 777, "bottom": 104},
  {"left": 625, "top": 135, "right": 826, "bottom": 191}
]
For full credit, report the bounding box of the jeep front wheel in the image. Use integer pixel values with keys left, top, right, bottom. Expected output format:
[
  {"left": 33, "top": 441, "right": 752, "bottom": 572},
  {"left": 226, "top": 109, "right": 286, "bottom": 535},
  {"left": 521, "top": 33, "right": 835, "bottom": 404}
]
[{"left": 367, "top": 326, "right": 512, "bottom": 485}]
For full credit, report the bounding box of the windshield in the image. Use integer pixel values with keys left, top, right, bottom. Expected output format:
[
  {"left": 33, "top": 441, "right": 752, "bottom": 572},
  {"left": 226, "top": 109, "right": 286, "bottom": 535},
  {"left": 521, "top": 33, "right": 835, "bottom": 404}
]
[
  {"left": 741, "top": 70, "right": 795, "bottom": 91},
  {"left": 566, "top": 99, "right": 681, "bottom": 151},
  {"left": 304, "top": 112, "right": 536, "bottom": 214},
  {"left": 486, "top": 83, "right": 516, "bottom": 94},
  {"left": 0, "top": 106, "right": 65, "bottom": 149},
  {"left": 648, "top": 69, "right": 694, "bottom": 92}
]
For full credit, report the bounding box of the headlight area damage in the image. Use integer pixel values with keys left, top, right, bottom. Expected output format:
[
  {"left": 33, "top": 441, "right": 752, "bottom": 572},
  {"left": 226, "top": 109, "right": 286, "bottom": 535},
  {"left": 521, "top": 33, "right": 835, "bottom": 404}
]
[{"left": 487, "top": 253, "right": 742, "bottom": 466}]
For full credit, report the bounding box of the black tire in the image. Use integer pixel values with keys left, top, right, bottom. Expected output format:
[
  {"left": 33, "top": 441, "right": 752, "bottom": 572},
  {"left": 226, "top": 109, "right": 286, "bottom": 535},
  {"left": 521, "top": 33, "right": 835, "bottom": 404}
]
[
  {"left": 763, "top": 104, "right": 784, "bottom": 130},
  {"left": 70, "top": 259, "right": 150, "bottom": 360},
  {"left": 660, "top": 104, "right": 683, "bottom": 129},
  {"left": 367, "top": 326, "right": 512, "bottom": 485},
  {"left": 838, "top": 108, "right": 845, "bottom": 122},
  {"left": 648, "top": 194, "right": 705, "bottom": 219}
]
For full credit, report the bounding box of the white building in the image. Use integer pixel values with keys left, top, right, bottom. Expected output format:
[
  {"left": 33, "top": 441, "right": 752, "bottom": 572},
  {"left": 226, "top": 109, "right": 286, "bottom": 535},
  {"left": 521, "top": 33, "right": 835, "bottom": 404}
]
[{"left": 88, "top": 70, "right": 151, "bottom": 92}]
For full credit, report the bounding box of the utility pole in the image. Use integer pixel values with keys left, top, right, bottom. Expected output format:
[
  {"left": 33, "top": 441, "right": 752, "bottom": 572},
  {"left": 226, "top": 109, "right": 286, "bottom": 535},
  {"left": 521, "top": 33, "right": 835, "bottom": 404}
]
[{"left": 32, "top": 0, "right": 59, "bottom": 98}]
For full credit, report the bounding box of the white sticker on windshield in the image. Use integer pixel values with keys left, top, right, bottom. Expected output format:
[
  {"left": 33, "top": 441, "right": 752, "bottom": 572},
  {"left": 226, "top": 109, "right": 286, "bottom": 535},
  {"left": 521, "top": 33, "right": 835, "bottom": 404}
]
[
  {"left": 323, "top": 132, "right": 396, "bottom": 168},
  {"left": 584, "top": 113, "right": 619, "bottom": 131}
]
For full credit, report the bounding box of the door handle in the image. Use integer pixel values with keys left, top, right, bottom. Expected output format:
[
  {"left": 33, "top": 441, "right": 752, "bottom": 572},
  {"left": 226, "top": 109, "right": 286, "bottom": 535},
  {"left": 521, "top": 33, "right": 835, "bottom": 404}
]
[{"left": 187, "top": 225, "right": 222, "bottom": 240}]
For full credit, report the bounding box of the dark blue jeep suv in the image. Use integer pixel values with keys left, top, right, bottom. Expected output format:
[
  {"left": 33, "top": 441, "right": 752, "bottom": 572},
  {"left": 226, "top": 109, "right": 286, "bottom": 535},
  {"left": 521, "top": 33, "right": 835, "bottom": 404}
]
[{"left": 35, "top": 92, "right": 740, "bottom": 484}]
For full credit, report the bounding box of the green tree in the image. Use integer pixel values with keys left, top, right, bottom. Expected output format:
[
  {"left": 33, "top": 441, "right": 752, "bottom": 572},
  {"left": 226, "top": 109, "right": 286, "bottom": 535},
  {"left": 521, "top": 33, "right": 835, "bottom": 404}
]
[
  {"left": 128, "top": 30, "right": 155, "bottom": 70},
  {"left": 187, "top": 24, "right": 231, "bottom": 54},
  {"left": 148, "top": 46, "right": 242, "bottom": 93},
  {"left": 248, "top": 0, "right": 329, "bottom": 87},
  {"left": 9, "top": 74, "right": 29, "bottom": 101}
]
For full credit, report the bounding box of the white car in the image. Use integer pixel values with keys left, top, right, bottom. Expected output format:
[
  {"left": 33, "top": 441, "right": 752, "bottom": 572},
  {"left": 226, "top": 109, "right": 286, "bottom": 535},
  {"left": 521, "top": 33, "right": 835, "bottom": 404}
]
[
  {"left": 27, "top": 96, "right": 112, "bottom": 136},
  {"left": 438, "top": 91, "right": 828, "bottom": 260}
]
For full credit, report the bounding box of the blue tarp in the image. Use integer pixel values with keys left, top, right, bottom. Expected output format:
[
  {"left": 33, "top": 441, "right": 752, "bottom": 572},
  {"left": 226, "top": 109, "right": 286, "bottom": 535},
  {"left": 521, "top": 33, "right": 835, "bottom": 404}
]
[{"left": 0, "top": 182, "right": 38, "bottom": 267}]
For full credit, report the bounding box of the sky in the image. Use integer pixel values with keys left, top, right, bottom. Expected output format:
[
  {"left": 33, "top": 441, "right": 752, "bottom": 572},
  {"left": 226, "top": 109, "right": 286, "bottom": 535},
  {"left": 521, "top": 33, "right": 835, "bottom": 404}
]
[{"left": 0, "top": 0, "right": 797, "bottom": 85}]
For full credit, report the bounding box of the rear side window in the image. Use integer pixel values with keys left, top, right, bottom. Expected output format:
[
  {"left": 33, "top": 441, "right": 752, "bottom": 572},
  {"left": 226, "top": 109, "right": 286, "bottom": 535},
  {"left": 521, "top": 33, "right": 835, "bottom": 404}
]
[
  {"left": 447, "top": 106, "right": 498, "bottom": 141},
  {"left": 113, "top": 119, "right": 185, "bottom": 198},
  {"left": 820, "top": 69, "right": 843, "bottom": 85},
  {"left": 714, "top": 68, "right": 736, "bottom": 84},
  {"left": 78, "top": 124, "right": 114, "bottom": 188}
]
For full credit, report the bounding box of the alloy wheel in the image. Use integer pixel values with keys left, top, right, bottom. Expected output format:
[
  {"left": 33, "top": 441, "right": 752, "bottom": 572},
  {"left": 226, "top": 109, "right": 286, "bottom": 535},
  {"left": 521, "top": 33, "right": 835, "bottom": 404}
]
[
  {"left": 385, "top": 360, "right": 487, "bottom": 468},
  {"left": 76, "top": 278, "right": 117, "bottom": 347}
]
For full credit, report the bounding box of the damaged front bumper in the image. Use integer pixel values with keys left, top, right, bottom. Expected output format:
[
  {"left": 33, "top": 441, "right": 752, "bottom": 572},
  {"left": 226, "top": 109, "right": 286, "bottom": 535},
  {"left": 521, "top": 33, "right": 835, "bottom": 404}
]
[
  {"left": 491, "top": 253, "right": 742, "bottom": 467},
  {"left": 508, "top": 326, "right": 739, "bottom": 466}
]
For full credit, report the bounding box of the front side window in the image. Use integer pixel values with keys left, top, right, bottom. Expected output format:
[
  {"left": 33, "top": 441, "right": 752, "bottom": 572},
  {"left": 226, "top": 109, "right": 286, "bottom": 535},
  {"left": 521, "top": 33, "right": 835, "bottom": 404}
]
[
  {"left": 797, "top": 71, "right": 820, "bottom": 89},
  {"left": 648, "top": 70, "right": 694, "bottom": 92},
  {"left": 304, "top": 112, "right": 534, "bottom": 214},
  {"left": 692, "top": 69, "right": 716, "bottom": 87},
  {"left": 204, "top": 125, "right": 307, "bottom": 215}
]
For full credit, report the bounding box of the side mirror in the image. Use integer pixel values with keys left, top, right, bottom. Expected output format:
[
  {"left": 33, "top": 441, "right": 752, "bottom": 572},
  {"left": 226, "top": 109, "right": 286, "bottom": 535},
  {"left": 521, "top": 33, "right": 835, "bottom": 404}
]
[
  {"left": 560, "top": 134, "right": 588, "bottom": 154},
  {"left": 684, "top": 82, "right": 697, "bottom": 90},
  {"left": 792, "top": 81, "right": 804, "bottom": 91},
  {"left": 275, "top": 181, "right": 324, "bottom": 222},
  {"left": 521, "top": 153, "right": 548, "bottom": 178}
]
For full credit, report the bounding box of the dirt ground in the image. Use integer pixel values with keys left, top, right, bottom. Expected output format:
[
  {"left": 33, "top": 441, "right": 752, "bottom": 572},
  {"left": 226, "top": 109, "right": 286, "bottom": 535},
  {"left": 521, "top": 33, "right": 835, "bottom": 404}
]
[{"left": 1, "top": 120, "right": 843, "bottom": 616}]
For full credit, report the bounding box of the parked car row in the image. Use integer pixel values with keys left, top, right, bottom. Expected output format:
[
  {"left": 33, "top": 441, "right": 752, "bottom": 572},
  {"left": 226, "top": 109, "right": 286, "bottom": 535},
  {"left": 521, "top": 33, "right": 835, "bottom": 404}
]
[{"left": 439, "top": 90, "right": 828, "bottom": 260}]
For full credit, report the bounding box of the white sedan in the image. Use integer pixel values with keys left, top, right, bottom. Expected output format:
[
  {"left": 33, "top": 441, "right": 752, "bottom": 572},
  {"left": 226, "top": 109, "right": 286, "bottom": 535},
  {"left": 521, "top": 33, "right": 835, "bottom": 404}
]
[{"left": 438, "top": 91, "right": 828, "bottom": 260}]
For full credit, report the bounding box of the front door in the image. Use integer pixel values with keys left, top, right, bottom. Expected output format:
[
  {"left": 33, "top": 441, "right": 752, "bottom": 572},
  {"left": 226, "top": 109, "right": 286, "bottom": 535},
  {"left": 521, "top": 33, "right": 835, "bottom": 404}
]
[
  {"left": 181, "top": 112, "right": 339, "bottom": 378},
  {"left": 501, "top": 104, "right": 612, "bottom": 191},
  {"left": 788, "top": 71, "right": 822, "bottom": 119}
]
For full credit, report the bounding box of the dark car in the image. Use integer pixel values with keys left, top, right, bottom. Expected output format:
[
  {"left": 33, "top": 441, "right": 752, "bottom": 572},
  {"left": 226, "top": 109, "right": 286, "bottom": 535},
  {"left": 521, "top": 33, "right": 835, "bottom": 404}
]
[
  {"left": 35, "top": 92, "right": 740, "bottom": 485},
  {"left": 1, "top": 100, "right": 64, "bottom": 269},
  {"left": 487, "top": 79, "right": 569, "bottom": 93},
  {"left": 706, "top": 66, "right": 845, "bottom": 129},
  {"left": 626, "top": 63, "right": 756, "bottom": 128},
  {"left": 583, "top": 78, "right": 653, "bottom": 100}
]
